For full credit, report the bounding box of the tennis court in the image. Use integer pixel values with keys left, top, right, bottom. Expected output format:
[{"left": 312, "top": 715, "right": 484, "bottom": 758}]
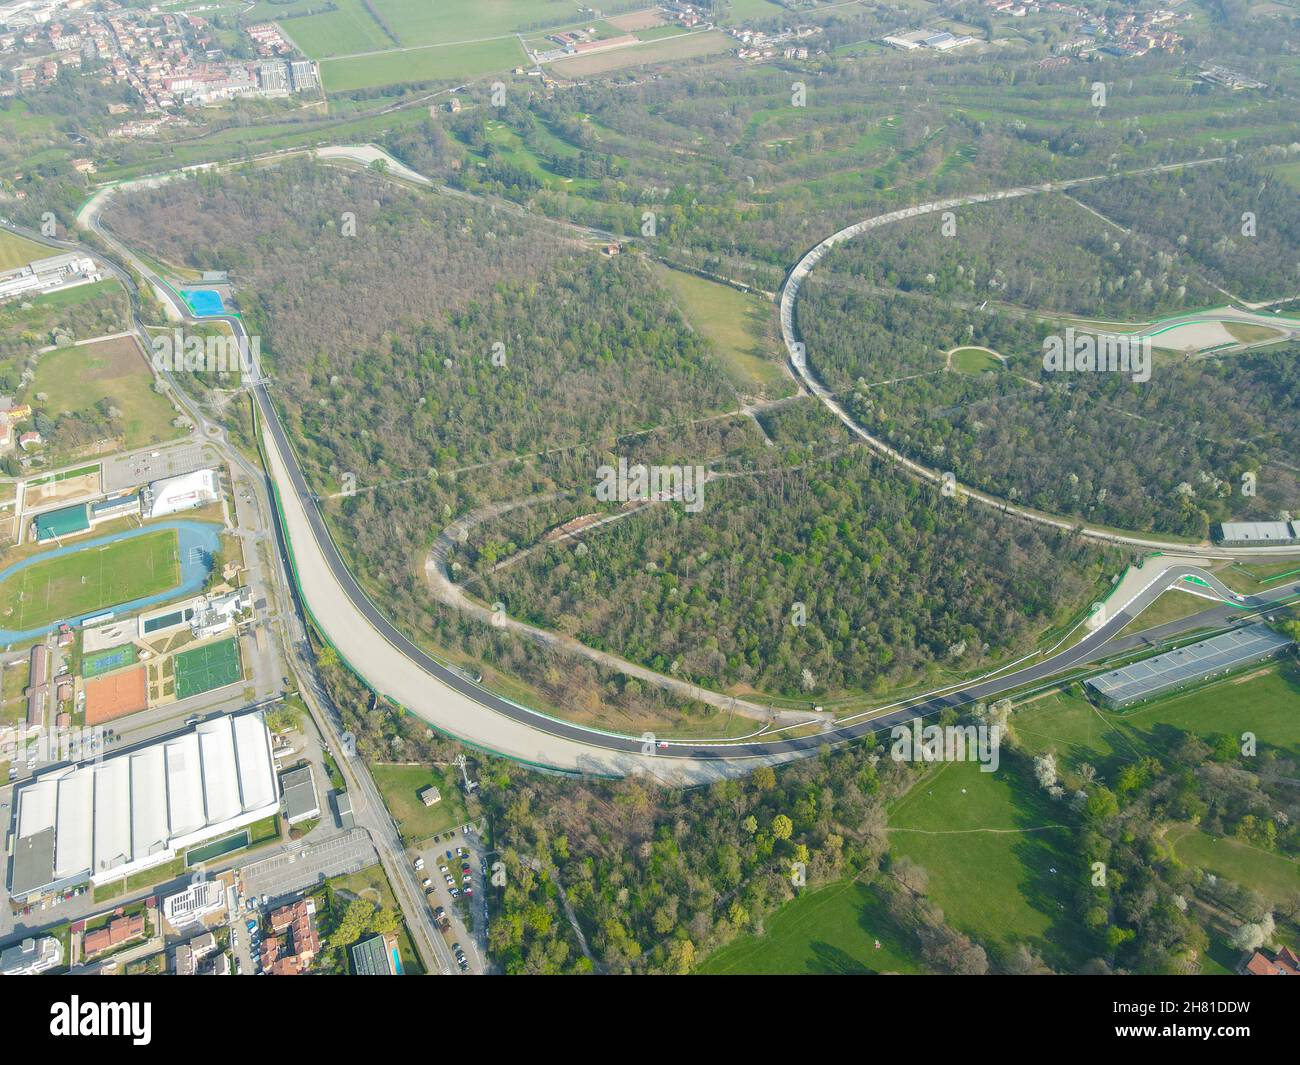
[
  {"left": 174, "top": 637, "right": 242, "bottom": 699},
  {"left": 83, "top": 644, "right": 137, "bottom": 678},
  {"left": 85, "top": 666, "right": 148, "bottom": 724}
]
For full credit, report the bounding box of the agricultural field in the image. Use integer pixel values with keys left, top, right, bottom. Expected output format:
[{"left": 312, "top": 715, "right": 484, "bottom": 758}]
[
  {"left": 0, "top": 529, "right": 180, "bottom": 632},
  {"left": 371, "top": 0, "right": 586, "bottom": 47},
  {"left": 293, "top": 0, "right": 598, "bottom": 82},
  {"left": 320, "top": 36, "right": 526, "bottom": 91},
  {"left": 277, "top": 0, "right": 394, "bottom": 58},
  {"left": 547, "top": 30, "right": 730, "bottom": 76}
]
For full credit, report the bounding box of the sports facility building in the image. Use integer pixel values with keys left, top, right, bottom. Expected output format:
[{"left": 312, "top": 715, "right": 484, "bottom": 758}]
[
  {"left": 7, "top": 709, "right": 278, "bottom": 901},
  {"left": 33, "top": 503, "right": 90, "bottom": 542},
  {"left": 1086, "top": 624, "right": 1294, "bottom": 709},
  {"left": 141, "top": 468, "right": 220, "bottom": 520}
]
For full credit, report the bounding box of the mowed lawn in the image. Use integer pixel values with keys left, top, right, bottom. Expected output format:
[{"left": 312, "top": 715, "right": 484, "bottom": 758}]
[
  {"left": 25, "top": 335, "right": 183, "bottom": 452},
  {"left": 0, "top": 530, "right": 179, "bottom": 630},
  {"left": 369, "top": 762, "right": 466, "bottom": 841},
  {"left": 699, "top": 878, "right": 924, "bottom": 974},
  {"left": 888, "top": 759, "right": 1087, "bottom": 966}
]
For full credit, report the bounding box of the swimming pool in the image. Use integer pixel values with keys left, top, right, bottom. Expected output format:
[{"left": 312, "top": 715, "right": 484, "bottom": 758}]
[
  {"left": 0, "top": 520, "right": 222, "bottom": 645},
  {"left": 181, "top": 288, "right": 228, "bottom": 317}
]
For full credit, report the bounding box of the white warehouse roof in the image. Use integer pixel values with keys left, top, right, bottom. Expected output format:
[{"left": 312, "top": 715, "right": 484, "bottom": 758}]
[
  {"left": 144, "top": 467, "right": 220, "bottom": 519},
  {"left": 9, "top": 710, "right": 279, "bottom": 897}
]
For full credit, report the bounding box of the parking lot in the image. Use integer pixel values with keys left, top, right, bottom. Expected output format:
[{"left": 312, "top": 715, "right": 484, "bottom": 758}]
[
  {"left": 239, "top": 828, "right": 376, "bottom": 904},
  {"left": 411, "top": 822, "right": 489, "bottom": 974}
]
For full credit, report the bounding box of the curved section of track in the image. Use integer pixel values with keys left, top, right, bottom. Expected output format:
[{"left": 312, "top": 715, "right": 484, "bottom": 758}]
[
  {"left": 57, "top": 156, "right": 1300, "bottom": 776},
  {"left": 778, "top": 164, "right": 1300, "bottom": 558}
]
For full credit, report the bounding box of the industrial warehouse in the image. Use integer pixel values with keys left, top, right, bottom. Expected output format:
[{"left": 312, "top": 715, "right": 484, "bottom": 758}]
[
  {"left": 7, "top": 710, "right": 279, "bottom": 901},
  {"left": 1085, "top": 624, "right": 1295, "bottom": 710}
]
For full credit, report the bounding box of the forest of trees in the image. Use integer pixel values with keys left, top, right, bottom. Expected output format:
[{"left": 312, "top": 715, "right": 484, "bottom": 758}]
[
  {"left": 321, "top": 645, "right": 1300, "bottom": 975},
  {"left": 1072, "top": 160, "right": 1300, "bottom": 303},
  {"left": 796, "top": 191, "right": 1300, "bottom": 537},
  {"left": 474, "top": 404, "right": 1115, "bottom": 699}
]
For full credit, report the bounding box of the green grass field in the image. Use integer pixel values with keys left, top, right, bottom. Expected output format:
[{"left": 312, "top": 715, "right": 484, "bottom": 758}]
[
  {"left": 1168, "top": 824, "right": 1299, "bottom": 900},
  {"left": 371, "top": 0, "right": 584, "bottom": 47},
  {"left": 25, "top": 335, "right": 183, "bottom": 452},
  {"left": 1015, "top": 662, "right": 1300, "bottom": 782},
  {"left": 368, "top": 762, "right": 466, "bottom": 840},
  {"left": 888, "top": 758, "right": 1088, "bottom": 965},
  {"left": 0, "top": 530, "right": 179, "bottom": 631},
  {"left": 657, "top": 266, "right": 790, "bottom": 397},
  {"left": 0, "top": 229, "right": 47, "bottom": 271},
  {"left": 949, "top": 346, "right": 1003, "bottom": 373},
  {"left": 320, "top": 36, "right": 526, "bottom": 91},
  {"left": 280, "top": 0, "right": 394, "bottom": 58},
  {"left": 173, "top": 637, "right": 242, "bottom": 699},
  {"left": 699, "top": 878, "right": 924, "bottom": 974}
]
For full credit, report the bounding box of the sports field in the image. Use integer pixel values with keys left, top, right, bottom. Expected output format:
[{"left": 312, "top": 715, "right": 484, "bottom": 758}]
[
  {"left": 83, "top": 644, "right": 137, "bottom": 678},
  {"left": 85, "top": 666, "right": 149, "bottom": 724},
  {"left": 0, "top": 530, "right": 180, "bottom": 631},
  {"left": 174, "top": 637, "right": 242, "bottom": 699}
]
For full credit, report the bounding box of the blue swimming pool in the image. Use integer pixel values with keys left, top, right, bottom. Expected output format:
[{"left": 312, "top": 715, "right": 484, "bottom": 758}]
[
  {"left": 0, "top": 520, "right": 222, "bottom": 645},
  {"left": 181, "top": 288, "right": 227, "bottom": 317}
]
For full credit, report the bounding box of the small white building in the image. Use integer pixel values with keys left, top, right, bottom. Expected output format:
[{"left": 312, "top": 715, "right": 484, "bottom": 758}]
[{"left": 191, "top": 587, "right": 252, "bottom": 639}]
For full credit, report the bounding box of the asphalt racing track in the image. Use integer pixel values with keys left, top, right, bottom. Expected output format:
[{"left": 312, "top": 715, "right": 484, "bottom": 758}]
[{"left": 67, "top": 154, "right": 1300, "bottom": 777}]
